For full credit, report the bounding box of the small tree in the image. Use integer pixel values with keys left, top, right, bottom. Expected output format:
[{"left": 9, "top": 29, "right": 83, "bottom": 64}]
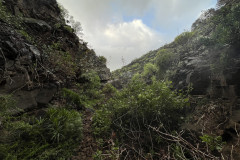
[
  {"left": 58, "top": 3, "right": 83, "bottom": 38},
  {"left": 156, "top": 49, "right": 175, "bottom": 79},
  {"left": 143, "top": 63, "right": 157, "bottom": 80},
  {"left": 98, "top": 56, "right": 107, "bottom": 65}
]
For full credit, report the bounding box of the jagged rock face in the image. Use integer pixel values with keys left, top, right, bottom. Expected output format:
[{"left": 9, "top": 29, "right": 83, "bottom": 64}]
[
  {"left": 0, "top": 21, "right": 58, "bottom": 110},
  {"left": 0, "top": 0, "right": 111, "bottom": 112},
  {"left": 5, "top": 0, "right": 61, "bottom": 23},
  {"left": 112, "top": 3, "right": 240, "bottom": 100},
  {"left": 172, "top": 46, "right": 240, "bottom": 98}
]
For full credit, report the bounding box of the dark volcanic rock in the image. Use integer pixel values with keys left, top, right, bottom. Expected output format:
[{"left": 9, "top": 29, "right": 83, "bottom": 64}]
[
  {"left": 4, "top": 0, "right": 61, "bottom": 23},
  {"left": 0, "top": 0, "right": 111, "bottom": 112}
]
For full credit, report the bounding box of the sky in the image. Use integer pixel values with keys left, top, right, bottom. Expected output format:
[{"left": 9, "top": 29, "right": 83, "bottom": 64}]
[{"left": 57, "top": 0, "right": 217, "bottom": 71}]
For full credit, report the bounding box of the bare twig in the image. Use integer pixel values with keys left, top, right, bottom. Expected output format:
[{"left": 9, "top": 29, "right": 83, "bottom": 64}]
[{"left": 149, "top": 126, "right": 219, "bottom": 159}]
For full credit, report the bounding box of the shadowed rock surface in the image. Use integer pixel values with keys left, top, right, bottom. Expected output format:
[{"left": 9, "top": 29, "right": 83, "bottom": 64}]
[{"left": 0, "top": 0, "right": 111, "bottom": 112}]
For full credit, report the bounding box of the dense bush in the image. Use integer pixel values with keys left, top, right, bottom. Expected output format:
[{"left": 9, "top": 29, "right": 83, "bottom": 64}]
[
  {"left": 58, "top": 3, "right": 83, "bottom": 37},
  {"left": 155, "top": 49, "right": 176, "bottom": 79},
  {"left": 64, "top": 25, "right": 74, "bottom": 33},
  {"left": 174, "top": 31, "right": 195, "bottom": 45},
  {"left": 0, "top": 94, "right": 17, "bottom": 116},
  {"left": 142, "top": 63, "right": 157, "bottom": 80},
  {"left": 211, "top": 2, "right": 240, "bottom": 46},
  {"left": 43, "top": 108, "right": 83, "bottom": 143},
  {"left": 93, "top": 75, "right": 189, "bottom": 157},
  {"left": 98, "top": 56, "right": 107, "bottom": 65},
  {"left": 48, "top": 47, "right": 77, "bottom": 77},
  {"left": 0, "top": 107, "right": 83, "bottom": 160},
  {"left": 62, "top": 88, "right": 86, "bottom": 109},
  {"left": 62, "top": 71, "right": 104, "bottom": 109}
]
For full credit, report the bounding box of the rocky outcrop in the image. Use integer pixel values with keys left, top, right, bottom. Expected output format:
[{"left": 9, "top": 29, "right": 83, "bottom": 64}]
[
  {"left": 0, "top": 0, "right": 111, "bottom": 112},
  {"left": 112, "top": 2, "right": 240, "bottom": 157},
  {"left": 4, "top": 0, "right": 61, "bottom": 23},
  {"left": 112, "top": 3, "right": 240, "bottom": 100}
]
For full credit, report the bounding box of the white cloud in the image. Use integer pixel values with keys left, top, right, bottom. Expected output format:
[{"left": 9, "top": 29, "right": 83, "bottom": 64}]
[
  {"left": 57, "top": 0, "right": 217, "bottom": 71},
  {"left": 86, "top": 20, "right": 162, "bottom": 70}
]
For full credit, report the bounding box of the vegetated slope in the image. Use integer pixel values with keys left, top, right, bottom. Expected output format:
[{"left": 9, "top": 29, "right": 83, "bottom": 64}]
[
  {"left": 109, "top": 0, "right": 240, "bottom": 159},
  {"left": 0, "top": 0, "right": 110, "bottom": 159},
  {"left": 1, "top": 0, "right": 240, "bottom": 159},
  {"left": 112, "top": 0, "right": 240, "bottom": 97},
  {"left": 0, "top": 0, "right": 111, "bottom": 112}
]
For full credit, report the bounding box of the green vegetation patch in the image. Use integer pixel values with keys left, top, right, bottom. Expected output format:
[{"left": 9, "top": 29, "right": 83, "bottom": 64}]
[
  {"left": 211, "top": 2, "right": 240, "bottom": 46},
  {"left": 93, "top": 75, "right": 189, "bottom": 157},
  {"left": 0, "top": 107, "right": 83, "bottom": 160},
  {"left": 156, "top": 49, "right": 176, "bottom": 79},
  {"left": 174, "top": 31, "right": 195, "bottom": 45},
  {"left": 0, "top": 0, "right": 22, "bottom": 28}
]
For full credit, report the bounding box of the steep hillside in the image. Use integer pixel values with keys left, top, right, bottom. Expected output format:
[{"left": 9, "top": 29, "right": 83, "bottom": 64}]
[
  {"left": 0, "top": 0, "right": 110, "bottom": 111},
  {"left": 113, "top": 0, "right": 240, "bottom": 98},
  {"left": 1, "top": 0, "right": 240, "bottom": 159},
  {"left": 0, "top": 0, "right": 110, "bottom": 159},
  {"left": 109, "top": 1, "right": 240, "bottom": 158}
]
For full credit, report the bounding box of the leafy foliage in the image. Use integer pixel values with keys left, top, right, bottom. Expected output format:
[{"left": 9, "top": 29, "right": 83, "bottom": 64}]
[
  {"left": 79, "top": 71, "right": 101, "bottom": 90},
  {"left": 98, "top": 56, "right": 107, "bottom": 65},
  {"left": 62, "top": 88, "right": 85, "bottom": 109},
  {"left": 156, "top": 49, "right": 175, "bottom": 79},
  {"left": 174, "top": 31, "right": 195, "bottom": 45},
  {"left": 64, "top": 25, "right": 74, "bottom": 33},
  {"left": 47, "top": 42, "right": 77, "bottom": 77},
  {"left": 62, "top": 71, "right": 104, "bottom": 109},
  {"left": 211, "top": 2, "right": 240, "bottom": 46},
  {"left": 0, "top": 0, "right": 22, "bottom": 28},
  {"left": 143, "top": 63, "right": 157, "bottom": 80},
  {"left": 0, "top": 94, "right": 16, "bottom": 116},
  {"left": 58, "top": 3, "right": 83, "bottom": 37},
  {"left": 93, "top": 76, "right": 189, "bottom": 157},
  {"left": 200, "top": 134, "right": 226, "bottom": 151},
  {"left": 0, "top": 108, "right": 83, "bottom": 159},
  {"left": 44, "top": 108, "right": 83, "bottom": 143}
]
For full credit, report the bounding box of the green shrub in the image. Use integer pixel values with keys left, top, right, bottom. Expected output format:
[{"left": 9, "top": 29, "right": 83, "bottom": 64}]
[
  {"left": 80, "top": 71, "right": 101, "bottom": 90},
  {"left": 0, "top": 94, "right": 15, "bottom": 112},
  {"left": 0, "top": 1, "right": 9, "bottom": 22},
  {"left": 198, "top": 36, "right": 215, "bottom": 46},
  {"left": 174, "top": 31, "right": 195, "bottom": 45},
  {"left": 62, "top": 72, "right": 103, "bottom": 109},
  {"left": 93, "top": 76, "right": 189, "bottom": 155},
  {"left": 48, "top": 49, "right": 77, "bottom": 77},
  {"left": 155, "top": 49, "right": 175, "bottom": 79},
  {"left": 0, "top": 94, "right": 19, "bottom": 116},
  {"left": 92, "top": 108, "right": 112, "bottom": 137},
  {"left": 44, "top": 108, "right": 83, "bottom": 143},
  {"left": 211, "top": 2, "right": 240, "bottom": 46},
  {"left": 200, "top": 134, "right": 226, "bottom": 151},
  {"left": 0, "top": 108, "right": 83, "bottom": 159},
  {"left": 98, "top": 56, "right": 107, "bottom": 64},
  {"left": 18, "top": 30, "right": 33, "bottom": 42},
  {"left": 62, "top": 88, "right": 85, "bottom": 109},
  {"left": 101, "top": 83, "right": 117, "bottom": 100},
  {"left": 0, "top": 0, "right": 22, "bottom": 28},
  {"left": 54, "top": 23, "right": 61, "bottom": 29},
  {"left": 143, "top": 63, "right": 157, "bottom": 79},
  {"left": 64, "top": 25, "right": 74, "bottom": 33}
]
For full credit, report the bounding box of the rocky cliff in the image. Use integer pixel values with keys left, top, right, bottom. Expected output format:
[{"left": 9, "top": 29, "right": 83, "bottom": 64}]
[
  {"left": 112, "top": 1, "right": 240, "bottom": 158},
  {"left": 113, "top": 0, "right": 240, "bottom": 99},
  {"left": 0, "top": 0, "right": 111, "bottom": 112}
]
